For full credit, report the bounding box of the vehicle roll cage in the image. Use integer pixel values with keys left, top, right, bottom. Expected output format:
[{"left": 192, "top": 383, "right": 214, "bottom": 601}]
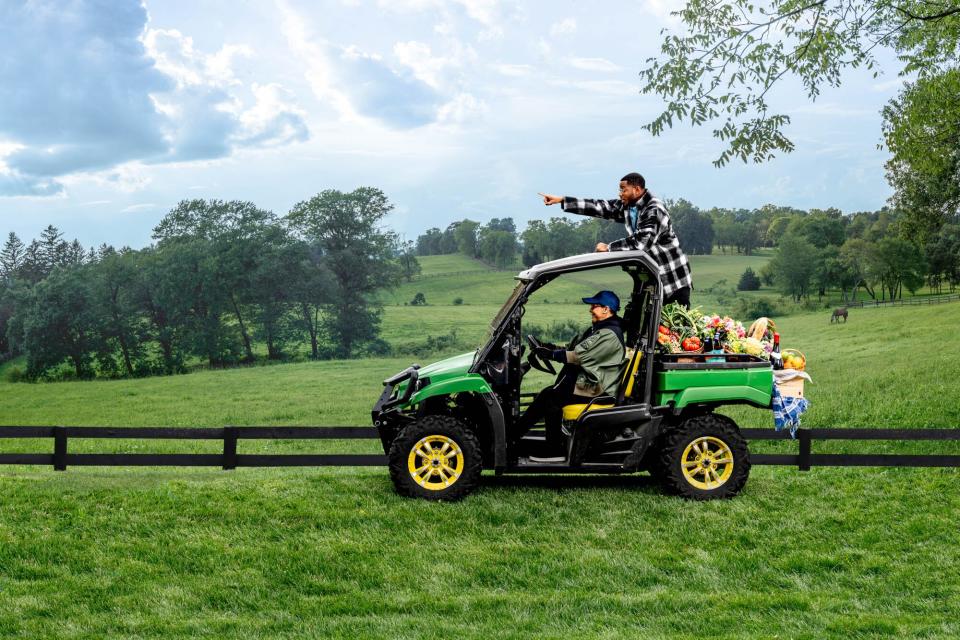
[{"left": 470, "top": 250, "right": 664, "bottom": 407}]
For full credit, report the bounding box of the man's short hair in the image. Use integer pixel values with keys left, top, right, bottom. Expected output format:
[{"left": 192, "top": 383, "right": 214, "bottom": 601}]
[{"left": 620, "top": 172, "right": 645, "bottom": 188}]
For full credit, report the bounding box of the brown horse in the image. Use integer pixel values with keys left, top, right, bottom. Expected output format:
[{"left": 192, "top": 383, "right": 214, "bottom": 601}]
[{"left": 831, "top": 307, "right": 848, "bottom": 323}]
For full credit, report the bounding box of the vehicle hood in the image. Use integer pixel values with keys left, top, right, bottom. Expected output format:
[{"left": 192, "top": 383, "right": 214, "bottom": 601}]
[{"left": 416, "top": 351, "right": 475, "bottom": 382}]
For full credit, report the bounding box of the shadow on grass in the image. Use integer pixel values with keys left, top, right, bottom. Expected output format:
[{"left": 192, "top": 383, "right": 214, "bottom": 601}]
[{"left": 481, "top": 473, "right": 660, "bottom": 493}]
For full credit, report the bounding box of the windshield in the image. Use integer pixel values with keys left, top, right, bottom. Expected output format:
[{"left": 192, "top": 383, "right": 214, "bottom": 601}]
[{"left": 474, "top": 281, "right": 526, "bottom": 362}]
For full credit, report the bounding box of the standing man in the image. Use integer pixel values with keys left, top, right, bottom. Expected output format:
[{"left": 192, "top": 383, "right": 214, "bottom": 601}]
[{"left": 539, "top": 172, "right": 693, "bottom": 308}]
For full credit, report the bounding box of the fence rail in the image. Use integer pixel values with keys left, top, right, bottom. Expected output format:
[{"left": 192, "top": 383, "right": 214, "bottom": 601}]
[
  {"left": 843, "top": 293, "right": 960, "bottom": 308},
  {"left": 1, "top": 425, "right": 958, "bottom": 472}
]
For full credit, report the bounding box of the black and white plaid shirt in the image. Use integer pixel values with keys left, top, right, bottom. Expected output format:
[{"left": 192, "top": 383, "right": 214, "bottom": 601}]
[{"left": 561, "top": 191, "right": 693, "bottom": 297}]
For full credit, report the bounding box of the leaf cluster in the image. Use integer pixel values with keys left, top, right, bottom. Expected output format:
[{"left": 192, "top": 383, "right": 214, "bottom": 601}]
[{"left": 641, "top": 0, "right": 960, "bottom": 166}]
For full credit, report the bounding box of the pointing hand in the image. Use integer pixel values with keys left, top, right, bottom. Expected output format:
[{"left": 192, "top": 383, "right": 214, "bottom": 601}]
[{"left": 538, "top": 192, "right": 562, "bottom": 206}]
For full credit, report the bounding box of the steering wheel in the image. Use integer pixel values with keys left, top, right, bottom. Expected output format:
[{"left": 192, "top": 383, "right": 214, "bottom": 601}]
[{"left": 525, "top": 335, "right": 557, "bottom": 375}]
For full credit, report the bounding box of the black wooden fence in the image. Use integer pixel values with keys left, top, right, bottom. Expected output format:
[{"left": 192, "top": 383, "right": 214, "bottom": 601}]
[
  {"left": 1, "top": 425, "right": 958, "bottom": 472},
  {"left": 844, "top": 292, "right": 960, "bottom": 308}
]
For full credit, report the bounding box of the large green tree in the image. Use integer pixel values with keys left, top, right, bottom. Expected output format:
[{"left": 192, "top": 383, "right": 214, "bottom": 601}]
[
  {"left": 868, "top": 236, "right": 927, "bottom": 299},
  {"left": 286, "top": 187, "right": 400, "bottom": 358},
  {"left": 20, "top": 266, "right": 99, "bottom": 379},
  {"left": 0, "top": 232, "right": 25, "bottom": 280},
  {"left": 154, "top": 199, "right": 281, "bottom": 363},
  {"left": 90, "top": 248, "right": 144, "bottom": 377},
  {"left": 882, "top": 69, "right": 960, "bottom": 241},
  {"left": 924, "top": 223, "right": 960, "bottom": 291},
  {"left": 669, "top": 199, "right": 715, "bottom": 254},
  {"left": 769, "top": 232, "right": 818, "bottom": 301}
]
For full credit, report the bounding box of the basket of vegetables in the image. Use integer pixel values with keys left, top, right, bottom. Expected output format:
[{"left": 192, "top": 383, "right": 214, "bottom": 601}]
[{"left": 659, "top": 304, "right": 707, "bottom": 355}]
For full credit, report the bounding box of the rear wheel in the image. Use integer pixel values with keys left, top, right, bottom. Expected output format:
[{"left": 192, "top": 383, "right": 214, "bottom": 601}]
[
  {"left": 388, "top": 415, "right": 483, "bottom": 501},
  {"left": 658, "top": 413, "right": 750, "bottom": 500}
]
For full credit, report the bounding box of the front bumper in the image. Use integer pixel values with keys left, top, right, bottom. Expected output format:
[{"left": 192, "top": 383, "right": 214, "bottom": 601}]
[
  {"left": 371, "top": 365, "right": 420, "bottom": 454},
  {"left": 372, "top": 364, "right": 420, "bottom": 421}
]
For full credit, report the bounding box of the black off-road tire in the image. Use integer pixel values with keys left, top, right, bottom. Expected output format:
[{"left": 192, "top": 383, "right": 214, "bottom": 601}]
[
  {"left": 388, "top": 415, "right": 483, "bottom": 501},
  {"left": 657, "top": 413, "right": 750, "bottom": 500}
]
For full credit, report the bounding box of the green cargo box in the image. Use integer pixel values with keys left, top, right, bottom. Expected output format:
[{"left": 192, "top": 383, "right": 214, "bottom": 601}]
[{"left": 654, "top": 354, "right": 773, "bottom": 410}]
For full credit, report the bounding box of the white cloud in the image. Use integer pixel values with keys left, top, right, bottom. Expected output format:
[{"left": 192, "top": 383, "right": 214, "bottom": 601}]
[
  {"left": 641, "top": 0, "right": 685, "bottom": 23},
  {"left": 550, "top": 18, "right": 577, "bottom": 37},
  {"left": 236, "top": 83, "right": 310, "bottom": 147},
  {"left": 143, "top": 28, "right": 308, "bottom": 156},
  {"left": 457, "top": 0, "right": 502, "bottom": 26},
  {"left": 393, "top": 41, "right": 452, "bottom": 89},
  {"left": 437, "top": 93, "right": 488, "bottom": 123},
  {"left": 568, "top": 57, "right": 622, "bottom": 72},
  {"left": 143, "top": 29, "right": 253, "bottom": 88},
  {"left": 281, "top": 2, "right": 478, "bottom": 129},
  {"left": 536, "top": 38, "right": 552, "bottom": 57},
  {"left": 277, "top": 0, "right": 357, "bottom": 119},
  {"left": 76, "top": 164, "right": 153, "bottom": 193},
  {"left": 120, "top": 203, "right": 158, "bottom": 213},
  {"left": 375, "top": 0, "right": 505, "bottom": 28},
  {"left": 337, "top": 45, "right": 443, "bottom": 127},
  {"left": 493, "top": 63, "right": 534, "bottom": 77}
]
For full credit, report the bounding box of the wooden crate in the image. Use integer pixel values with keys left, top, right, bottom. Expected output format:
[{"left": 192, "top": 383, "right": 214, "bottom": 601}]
[{"left": 777, "top": 377, "right": 805, "bottom": 399}]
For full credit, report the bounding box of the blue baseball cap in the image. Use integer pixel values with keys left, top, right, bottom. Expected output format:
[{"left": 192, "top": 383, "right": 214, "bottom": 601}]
[{"left": 581, "top": 290, "right": 620, "bottom": 312}]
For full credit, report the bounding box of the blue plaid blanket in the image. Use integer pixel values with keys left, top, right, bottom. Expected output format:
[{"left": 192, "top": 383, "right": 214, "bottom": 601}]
[{"left": 772, "top": 384, "right": 809, "bottom": 438}]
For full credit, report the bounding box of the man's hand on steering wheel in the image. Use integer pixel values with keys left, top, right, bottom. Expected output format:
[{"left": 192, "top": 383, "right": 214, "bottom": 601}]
[{"left": 525, "top": 335, "right": 558, "bottom": 375}]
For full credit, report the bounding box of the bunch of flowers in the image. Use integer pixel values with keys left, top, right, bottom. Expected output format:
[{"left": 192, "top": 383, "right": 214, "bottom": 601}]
[{"left": 701, "top": 314, "right": 746, "bottom": 340}]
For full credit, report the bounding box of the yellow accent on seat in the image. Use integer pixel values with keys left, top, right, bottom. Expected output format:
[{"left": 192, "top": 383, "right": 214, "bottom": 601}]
[
  {"left": 560, "top": 348, "right": 644, "bottom": 422},
  {"left": 562, "top": 402, "right": 615, "bottom": 421}
]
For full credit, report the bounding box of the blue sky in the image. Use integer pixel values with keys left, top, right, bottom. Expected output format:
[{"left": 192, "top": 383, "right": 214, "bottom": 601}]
[{"left": 0, "top": 0, "right": 906, "bottom": 249}]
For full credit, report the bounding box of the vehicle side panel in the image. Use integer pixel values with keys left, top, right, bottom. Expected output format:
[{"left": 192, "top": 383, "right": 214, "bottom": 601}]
[{"left": 655, "top": 367, "right": 773, "bottom": 409}]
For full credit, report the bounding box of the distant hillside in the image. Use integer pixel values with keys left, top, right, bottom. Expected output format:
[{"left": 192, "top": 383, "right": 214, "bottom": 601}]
[{"left": 385, "top": 251, "right": 773, "bottom": 307}]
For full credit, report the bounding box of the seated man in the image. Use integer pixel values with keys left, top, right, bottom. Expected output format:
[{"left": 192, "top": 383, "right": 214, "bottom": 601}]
[{"left": 515, "top": 290, "right": 626, "bottom": 462}]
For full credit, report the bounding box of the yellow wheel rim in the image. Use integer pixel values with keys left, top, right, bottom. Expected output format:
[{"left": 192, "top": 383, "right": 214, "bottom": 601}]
[
  {"left": 407, "top": 435, "right": 465, "bottom": 491},
  {"left": 680, "top": 436, "right": 734, "bottom": 490}
]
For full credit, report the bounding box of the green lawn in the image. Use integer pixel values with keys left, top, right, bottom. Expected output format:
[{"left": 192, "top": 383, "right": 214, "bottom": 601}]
[{"left": 2, "top": 266, "right": 960, "bottom": 637}]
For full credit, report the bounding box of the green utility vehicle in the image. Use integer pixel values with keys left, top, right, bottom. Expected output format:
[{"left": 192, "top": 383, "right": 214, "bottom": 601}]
[{"left": 372, "top": 251, "right": 773, "bottom": 501}]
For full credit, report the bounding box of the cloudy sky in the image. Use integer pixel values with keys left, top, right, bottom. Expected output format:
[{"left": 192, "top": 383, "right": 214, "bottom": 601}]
[{"left": 1, "top": 0, "right": 905, "bottom": 249}]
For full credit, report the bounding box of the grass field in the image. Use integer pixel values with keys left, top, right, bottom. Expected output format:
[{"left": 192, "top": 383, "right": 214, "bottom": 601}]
[
  {"left": 383, "top": 251, "right": 774, "bottom": 307},
  {"left": 1, "top": 257, "right": 959, "bottom": 638}
]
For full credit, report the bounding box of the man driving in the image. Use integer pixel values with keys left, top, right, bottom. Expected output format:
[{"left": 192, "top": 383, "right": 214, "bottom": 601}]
[{"left": 515, "top": 290, "right": 626, "bottom": 462}]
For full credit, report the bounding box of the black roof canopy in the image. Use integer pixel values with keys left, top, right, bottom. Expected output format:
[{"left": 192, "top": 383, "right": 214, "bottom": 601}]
[{"left": 516, "top": 250, "right": 661, "bottom": 284}]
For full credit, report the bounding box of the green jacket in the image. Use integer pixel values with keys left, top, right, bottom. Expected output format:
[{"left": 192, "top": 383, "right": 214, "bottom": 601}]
[{"left": 564, "top": 317, "right": 627, "bottom": 398}]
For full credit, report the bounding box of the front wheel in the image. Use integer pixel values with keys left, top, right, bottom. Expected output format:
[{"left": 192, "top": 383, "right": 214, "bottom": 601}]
[
  {"left": 388, "top": 415, "right": 483, "bottom": 501},
  {"left": 658, "top": 414, "right": 750, "bottom": 500}
]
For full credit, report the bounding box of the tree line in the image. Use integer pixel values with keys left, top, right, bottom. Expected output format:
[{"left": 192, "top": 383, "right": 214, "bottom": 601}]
[
  {"left": 0, "top": 188, "right": 411, "bottom": 380},
  {"left": 415, "top": 201, "right": 960, "bottom": 304},
  {"left": 3, "top": 188, "right": 957, "bottom": 381},
  {"left": 414, "top": 202, "right": 718, "bottom": 267}
]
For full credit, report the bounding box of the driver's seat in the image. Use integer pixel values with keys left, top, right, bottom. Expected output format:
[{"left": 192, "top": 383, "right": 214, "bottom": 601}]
[{"left": 560, "top": 347, "right": 643, "bottom": 421}]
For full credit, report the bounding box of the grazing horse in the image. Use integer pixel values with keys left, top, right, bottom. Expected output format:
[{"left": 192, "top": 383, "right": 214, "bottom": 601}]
[{"left": 831, "top": 307, "right": 848, "bottom": 323}]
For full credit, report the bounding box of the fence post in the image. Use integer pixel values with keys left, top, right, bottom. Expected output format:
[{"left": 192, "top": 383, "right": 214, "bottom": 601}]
[
  {"left": 53, "top": 426, "right": 67, "bottom": 471},
  {"left": 798, "top": 429, "right": 811, "bottom": 471},
  {"left": 223, "top": 426, "right": 237, "bottom": 470}
]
